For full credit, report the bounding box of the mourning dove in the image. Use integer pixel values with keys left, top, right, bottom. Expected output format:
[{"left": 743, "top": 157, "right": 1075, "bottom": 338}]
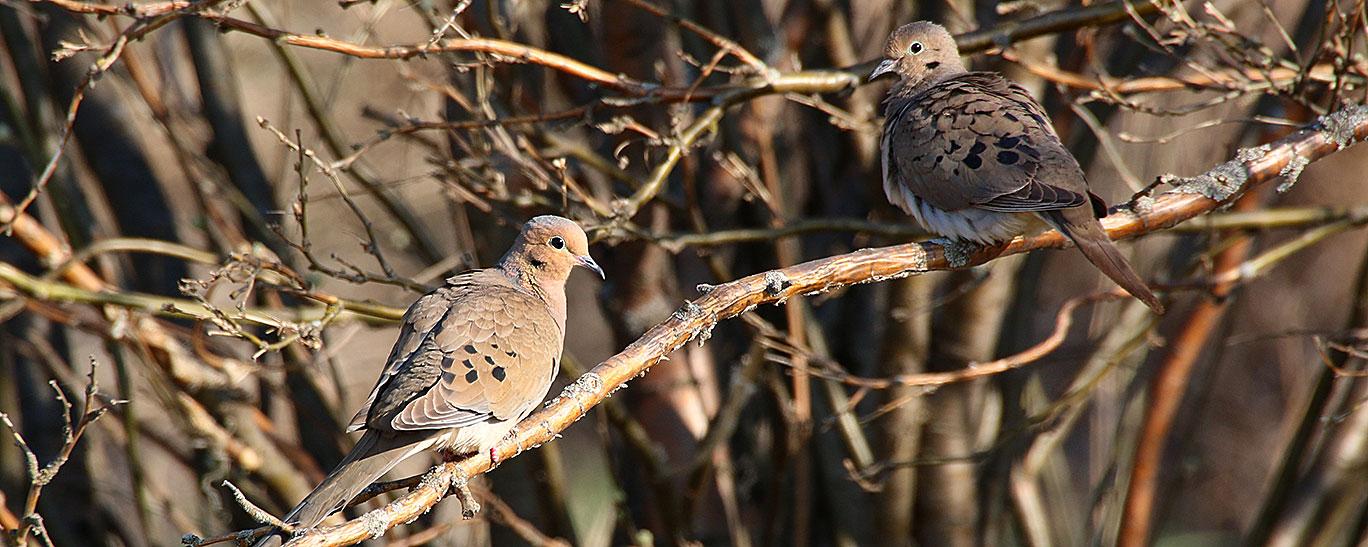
[
  {"left": 254, "top": 215, "right": 603, "bottom": 544},
  {"left": 872, "top": 22, "right": 1164, "bottom": 313}
]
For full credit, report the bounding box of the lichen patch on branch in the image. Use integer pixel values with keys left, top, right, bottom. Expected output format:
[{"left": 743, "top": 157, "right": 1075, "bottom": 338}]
[
  {"left": 1174, "top": 158, "right": 1253, "bottom": 202},
  {"left": 1278, "top": 155, "right": 1311, "bottom": 192},
  {"left": 1319, "top": 104, "right": 1368, "bottom": 149}
]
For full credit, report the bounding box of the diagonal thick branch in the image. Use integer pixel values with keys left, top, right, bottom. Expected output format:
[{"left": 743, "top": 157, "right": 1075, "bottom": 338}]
[{"left": 278, "top": 104, "right": 1368, "bottom": 545}]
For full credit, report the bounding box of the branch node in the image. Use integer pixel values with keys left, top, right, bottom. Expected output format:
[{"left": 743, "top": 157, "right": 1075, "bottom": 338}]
[
  {"left": 1173, "top": 158, "right": 1251, "bottom": 202},
  {"left": 762, "top": 271, "right": 791, "bottom": 297},
  {"left": 237, "top": 527, "right": 270, "bottom": 543},
  {"left": 1129, "top": 195, "right": 1156, "bottom": 216},
  {"left": 447, "top": 469, "right": 481, "bottom": 520},
  {"left": 1319, "top": 104, "right": 1368, "bottom": 150},
  {"left": 939, "top": 238, "right": 975, "bottom": 268},
  {"left": 693, "top": 322, "right": 717, "bottom": 346},
  {"left": 672, "top": 300, "right": 703, "bottom": 321},
  {"left": 220, "top": 480, "right": 289, "bottom": 530}
]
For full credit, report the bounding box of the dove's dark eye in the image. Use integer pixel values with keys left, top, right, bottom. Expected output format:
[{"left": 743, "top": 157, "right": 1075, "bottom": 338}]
[
  {"left": 908, "top": 41, "right": 924, "bottom": 55},
  {"left": 548, "top": 236, "right": 566, "bottom": 250}
]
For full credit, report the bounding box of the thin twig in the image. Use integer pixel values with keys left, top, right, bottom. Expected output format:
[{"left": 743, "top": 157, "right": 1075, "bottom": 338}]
[
  {"left": 2, "top": 359, "right": 124, "bottom": 547},
  {"left": 3, "top": 0, "right": 226, "bottom": 234}
]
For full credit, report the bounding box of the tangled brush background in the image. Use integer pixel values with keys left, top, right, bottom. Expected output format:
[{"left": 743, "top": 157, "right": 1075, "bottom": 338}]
[{"left": 1, "top": 0, "right": 1366, "bottom": 545}]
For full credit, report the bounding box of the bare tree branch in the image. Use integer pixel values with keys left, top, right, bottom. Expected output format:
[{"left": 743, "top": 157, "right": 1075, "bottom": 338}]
[{"left": 278, "top": 104, "right": 1368, "bottom": 547}]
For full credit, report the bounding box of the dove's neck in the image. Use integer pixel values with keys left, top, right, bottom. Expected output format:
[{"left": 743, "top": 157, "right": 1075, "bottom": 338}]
[
  {"left": 534, "top": 279, "right": 568, "bottom": 332},
  {"left": 889, "top": 65, "right": 965, "bottom": 103},
  {"left": 498, "top": 258, "right": 569, "bottom": 332}
]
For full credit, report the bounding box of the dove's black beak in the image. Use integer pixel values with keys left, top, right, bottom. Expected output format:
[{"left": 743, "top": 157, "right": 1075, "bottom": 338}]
[
  {"left": 577, "top": 255, "right": 605, "bottom": 279},
  {"left": 869, "top": 59, "right": 896, "bottom": 81}
]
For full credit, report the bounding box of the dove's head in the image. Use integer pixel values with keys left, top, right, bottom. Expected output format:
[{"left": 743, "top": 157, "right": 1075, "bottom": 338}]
[
  {"left": 869, "top": 22, "right": 965, "bottom": 90},
  {"left": 502, "top": 215, "right": 604, "bottom": 285}
]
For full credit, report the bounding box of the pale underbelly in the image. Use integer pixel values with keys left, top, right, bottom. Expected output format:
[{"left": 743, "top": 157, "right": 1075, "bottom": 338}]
[
  {"left": 429, "top": 419, "right": 519, "bottom": 457},
  {"left": 887, "top": 182, "right": 1047, "bottom": 243}
]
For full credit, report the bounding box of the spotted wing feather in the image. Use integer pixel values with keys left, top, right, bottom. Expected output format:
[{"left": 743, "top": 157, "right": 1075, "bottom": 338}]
[
  {"left": 883, "top": 72, "right": 1089, "bottom": 213},
  {"left": 348, "top": 269, "right": 563, "bottom": 434}
]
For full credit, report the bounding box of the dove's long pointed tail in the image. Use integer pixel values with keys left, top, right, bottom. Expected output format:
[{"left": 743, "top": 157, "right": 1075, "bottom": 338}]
[
  {"left": 1047, "top": 209, "right": 1165, "bottom": 314},
  {"left": 251, "top": 431, "right": 431, "bottom": 546}
]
